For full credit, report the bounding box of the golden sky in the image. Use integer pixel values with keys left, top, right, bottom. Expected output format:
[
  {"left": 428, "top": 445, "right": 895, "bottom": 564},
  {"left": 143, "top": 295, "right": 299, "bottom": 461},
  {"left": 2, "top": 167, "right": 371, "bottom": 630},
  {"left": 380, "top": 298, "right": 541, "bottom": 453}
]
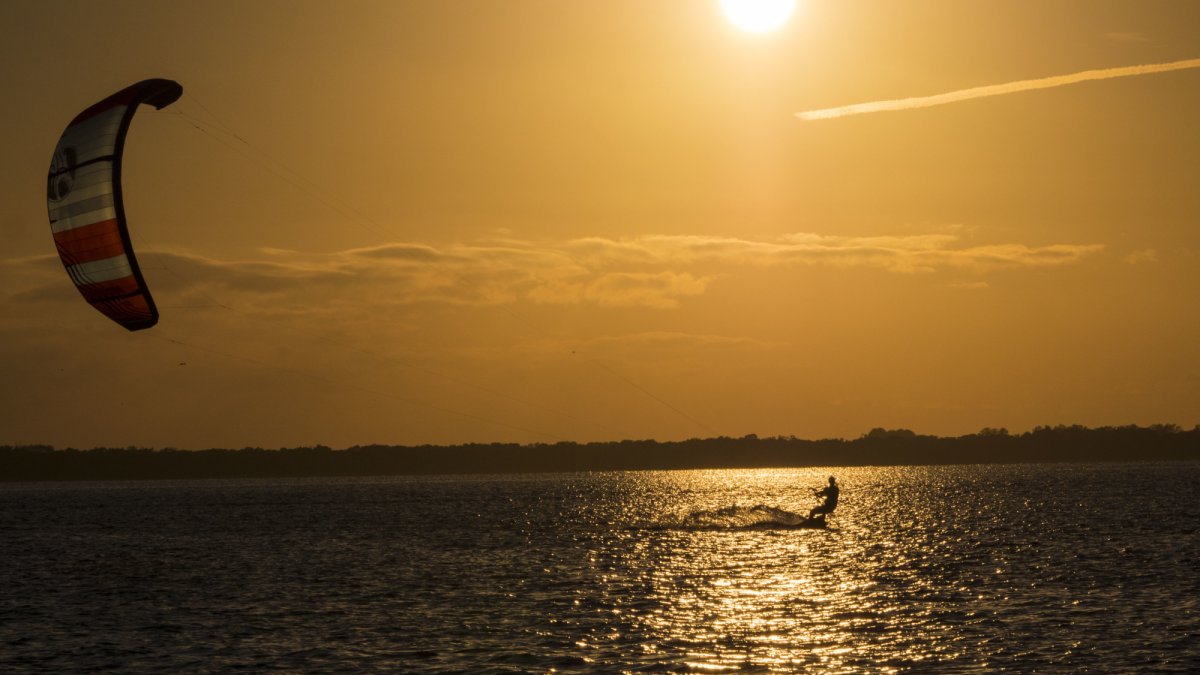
[{"left": 2, "top": 1, "right": 1198, "bottom": 449}]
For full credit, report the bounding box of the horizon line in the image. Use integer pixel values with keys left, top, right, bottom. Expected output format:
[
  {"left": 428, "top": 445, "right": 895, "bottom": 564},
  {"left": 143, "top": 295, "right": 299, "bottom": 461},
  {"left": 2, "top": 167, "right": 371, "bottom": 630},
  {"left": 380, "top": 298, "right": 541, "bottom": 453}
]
[{"left": 6, "top": 422, "right": 1196, "bottom": 452}]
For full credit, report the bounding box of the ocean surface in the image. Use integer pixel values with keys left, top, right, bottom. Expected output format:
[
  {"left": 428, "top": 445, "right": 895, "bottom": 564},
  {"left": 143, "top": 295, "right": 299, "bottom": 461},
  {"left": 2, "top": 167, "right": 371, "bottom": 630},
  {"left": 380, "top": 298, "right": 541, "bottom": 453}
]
[{"left": 1, "top": 462, "right": 1197, "bottom": 673}]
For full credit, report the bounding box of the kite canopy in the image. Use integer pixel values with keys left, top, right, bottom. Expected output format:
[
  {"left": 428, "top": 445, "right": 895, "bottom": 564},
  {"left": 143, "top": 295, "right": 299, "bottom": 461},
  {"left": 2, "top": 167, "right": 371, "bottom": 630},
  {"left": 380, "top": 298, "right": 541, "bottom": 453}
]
[{"left": 47, "top": 78, "right": 182, "bottom": 331}]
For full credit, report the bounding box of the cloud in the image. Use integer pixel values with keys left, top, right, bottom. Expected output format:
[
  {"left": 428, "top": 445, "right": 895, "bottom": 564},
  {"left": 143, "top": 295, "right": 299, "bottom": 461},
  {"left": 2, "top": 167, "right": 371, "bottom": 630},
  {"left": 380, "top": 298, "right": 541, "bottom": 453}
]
[
  {"left": 583, "top": 272, "right": 712, "bottom": 309},
  {"left": 343, "top": 243, "right": 448, "bottom": 262},
  {"left": 798, "top": 57, "right": 1200, "bottom": 121},
  {"left": 558, "top": 233, "right": 1102, "bottom": 273},
  {"left": 556, "top": 233, "right": 1103, "bottom": 274},
  {"left": 584, "top": 331, "right": 778, "bottom": 351},
  {"left": 1124, "top": 248, "right": 1158, "bottom": 264},
  {"left": 1, "top": 231, "right": 1103, "bottom": 318}
]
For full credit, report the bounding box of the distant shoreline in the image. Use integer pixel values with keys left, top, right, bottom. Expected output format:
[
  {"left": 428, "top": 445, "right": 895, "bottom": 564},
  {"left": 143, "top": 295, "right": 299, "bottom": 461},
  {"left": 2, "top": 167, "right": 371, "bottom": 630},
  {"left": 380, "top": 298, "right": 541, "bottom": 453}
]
[{"left": 3, "top": 425, "right": 1197, "bottom": 482}]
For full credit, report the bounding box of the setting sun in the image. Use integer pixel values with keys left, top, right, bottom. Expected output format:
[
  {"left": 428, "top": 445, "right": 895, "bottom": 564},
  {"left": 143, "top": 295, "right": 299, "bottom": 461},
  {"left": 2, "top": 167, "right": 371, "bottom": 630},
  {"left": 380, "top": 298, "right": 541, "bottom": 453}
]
[{"left": 720, "top": 0, "right": 798, "bottom": 32}]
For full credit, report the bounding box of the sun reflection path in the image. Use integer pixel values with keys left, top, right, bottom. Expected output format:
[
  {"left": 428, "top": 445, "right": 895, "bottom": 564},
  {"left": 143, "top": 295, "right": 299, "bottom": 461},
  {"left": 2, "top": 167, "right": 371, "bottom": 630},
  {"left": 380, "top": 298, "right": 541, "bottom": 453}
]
[
  {"left": 634, "top": 530, "right": 866, "bottom": 671},
  {"left": 592, "top": 470, "right": 833, "bottom": 670},
  {"left": 579, "top": 467, "right": 985, "bottom": 672}
]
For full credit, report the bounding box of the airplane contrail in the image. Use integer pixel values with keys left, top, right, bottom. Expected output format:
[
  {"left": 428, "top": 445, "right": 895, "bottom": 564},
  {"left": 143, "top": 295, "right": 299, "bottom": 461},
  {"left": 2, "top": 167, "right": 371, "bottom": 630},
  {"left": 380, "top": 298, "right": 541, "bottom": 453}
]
[{"left": 797, "top": 57, "right": 1200, "bottom": 121}]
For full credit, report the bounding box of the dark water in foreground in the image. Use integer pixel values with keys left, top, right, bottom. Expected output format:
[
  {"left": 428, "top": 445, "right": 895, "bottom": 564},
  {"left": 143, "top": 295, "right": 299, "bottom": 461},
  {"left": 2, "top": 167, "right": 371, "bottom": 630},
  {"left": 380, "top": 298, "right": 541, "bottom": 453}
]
[{"left": 1, "top": 463, "right": 1197, "bottom": 673}]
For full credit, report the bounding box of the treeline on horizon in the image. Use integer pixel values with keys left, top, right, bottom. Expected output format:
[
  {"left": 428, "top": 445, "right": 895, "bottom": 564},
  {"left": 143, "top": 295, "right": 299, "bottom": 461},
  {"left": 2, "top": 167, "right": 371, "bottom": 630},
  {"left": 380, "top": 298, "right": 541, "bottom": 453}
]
[{"left": 2, "top": 424, "right": 1197, "bottom": 482}]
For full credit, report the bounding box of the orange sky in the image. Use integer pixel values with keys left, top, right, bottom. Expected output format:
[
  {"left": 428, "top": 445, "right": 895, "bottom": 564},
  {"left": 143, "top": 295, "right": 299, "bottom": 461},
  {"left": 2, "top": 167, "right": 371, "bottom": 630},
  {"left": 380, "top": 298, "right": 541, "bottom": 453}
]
[{"left": 2, "top": 1, "right": 1198, "bottom": 450}]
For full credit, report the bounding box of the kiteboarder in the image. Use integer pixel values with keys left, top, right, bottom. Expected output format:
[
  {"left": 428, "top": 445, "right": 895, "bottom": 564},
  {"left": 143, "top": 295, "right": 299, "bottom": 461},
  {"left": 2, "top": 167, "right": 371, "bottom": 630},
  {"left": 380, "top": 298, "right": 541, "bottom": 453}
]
[{"left": 808, "top": 476, "right": 839, "bottom": 520}]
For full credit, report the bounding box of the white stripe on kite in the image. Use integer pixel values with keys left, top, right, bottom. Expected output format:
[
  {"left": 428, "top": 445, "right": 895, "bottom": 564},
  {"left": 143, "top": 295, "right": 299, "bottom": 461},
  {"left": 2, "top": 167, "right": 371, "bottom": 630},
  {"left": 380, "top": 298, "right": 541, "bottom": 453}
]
[{"left": 67, "top": 254, "right": 133, "bottom": 284}]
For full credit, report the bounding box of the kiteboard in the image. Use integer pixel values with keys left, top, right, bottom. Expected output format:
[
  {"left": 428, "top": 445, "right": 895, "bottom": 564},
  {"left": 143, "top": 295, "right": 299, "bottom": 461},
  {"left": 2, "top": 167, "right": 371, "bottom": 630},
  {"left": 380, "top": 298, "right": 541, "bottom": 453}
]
[{"left": 784, "top": 513, "right": 827, "bottom": 529}]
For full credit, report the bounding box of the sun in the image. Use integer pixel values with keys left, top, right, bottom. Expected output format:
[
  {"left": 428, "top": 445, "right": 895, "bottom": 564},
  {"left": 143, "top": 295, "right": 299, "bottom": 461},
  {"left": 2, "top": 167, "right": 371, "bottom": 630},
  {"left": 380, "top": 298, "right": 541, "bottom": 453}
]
[{"left": 720, "top": 0, "right": 797, "bottom": 33}]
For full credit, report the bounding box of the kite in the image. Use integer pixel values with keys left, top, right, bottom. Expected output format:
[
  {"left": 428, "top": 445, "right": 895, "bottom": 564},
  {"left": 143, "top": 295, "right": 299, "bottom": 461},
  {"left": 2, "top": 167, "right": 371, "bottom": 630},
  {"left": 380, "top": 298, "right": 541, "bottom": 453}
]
[{"left": 47, "top": 78, "right": 182, "bottom": 331}]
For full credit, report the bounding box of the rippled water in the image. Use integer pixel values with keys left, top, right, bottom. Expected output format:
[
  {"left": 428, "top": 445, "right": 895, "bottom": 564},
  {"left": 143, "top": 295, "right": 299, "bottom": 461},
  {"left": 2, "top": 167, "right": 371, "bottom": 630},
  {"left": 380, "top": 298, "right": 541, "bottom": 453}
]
[{"left": 1, "top": 463, "right": 1197, "bottom": 672}]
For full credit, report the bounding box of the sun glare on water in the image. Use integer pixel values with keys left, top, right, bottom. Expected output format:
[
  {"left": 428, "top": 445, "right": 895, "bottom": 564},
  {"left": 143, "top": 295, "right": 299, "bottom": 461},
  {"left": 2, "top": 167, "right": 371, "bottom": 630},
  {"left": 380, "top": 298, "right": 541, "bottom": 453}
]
[{"left": 720, "top": 0, "right": 798, "bottom": 32}]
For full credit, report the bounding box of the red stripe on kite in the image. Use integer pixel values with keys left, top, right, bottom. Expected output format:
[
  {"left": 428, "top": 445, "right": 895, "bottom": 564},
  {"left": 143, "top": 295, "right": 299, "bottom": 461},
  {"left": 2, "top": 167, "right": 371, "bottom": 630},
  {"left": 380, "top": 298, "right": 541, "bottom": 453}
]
[
  {"left": 53, "top": 219, "right": 126, "bottom": 266},
  {"left": 76, "top": 275, "right": 142, "bottom": 303}
]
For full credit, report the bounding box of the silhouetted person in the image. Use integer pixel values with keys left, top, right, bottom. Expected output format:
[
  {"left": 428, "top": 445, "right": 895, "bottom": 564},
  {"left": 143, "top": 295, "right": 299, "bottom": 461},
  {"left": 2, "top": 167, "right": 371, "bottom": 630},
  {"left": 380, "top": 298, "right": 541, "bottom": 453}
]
[{"left": 808, "top": 476, "right": 839, "bottom": 519}]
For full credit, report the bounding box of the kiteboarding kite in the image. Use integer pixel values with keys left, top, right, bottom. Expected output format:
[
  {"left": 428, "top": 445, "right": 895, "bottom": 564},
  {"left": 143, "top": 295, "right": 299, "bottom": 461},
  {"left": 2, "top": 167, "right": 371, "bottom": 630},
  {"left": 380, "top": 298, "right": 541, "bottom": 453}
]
[{"left": 46, "top": 78, "right": 182, "bottom": 331}]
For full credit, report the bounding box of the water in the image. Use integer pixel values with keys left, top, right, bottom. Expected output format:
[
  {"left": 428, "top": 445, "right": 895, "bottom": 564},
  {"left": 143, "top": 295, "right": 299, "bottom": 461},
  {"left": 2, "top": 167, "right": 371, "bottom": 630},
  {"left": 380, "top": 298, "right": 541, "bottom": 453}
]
[{"left": 1, "top": 463, "right": 1197, "bottom": 673}]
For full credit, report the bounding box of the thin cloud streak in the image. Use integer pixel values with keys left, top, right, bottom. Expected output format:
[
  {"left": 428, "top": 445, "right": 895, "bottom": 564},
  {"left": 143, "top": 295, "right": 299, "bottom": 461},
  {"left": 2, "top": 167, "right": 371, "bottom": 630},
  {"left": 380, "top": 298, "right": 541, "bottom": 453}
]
[{"left": 798, "top": 57, "right": 1200, "bottom": 121}]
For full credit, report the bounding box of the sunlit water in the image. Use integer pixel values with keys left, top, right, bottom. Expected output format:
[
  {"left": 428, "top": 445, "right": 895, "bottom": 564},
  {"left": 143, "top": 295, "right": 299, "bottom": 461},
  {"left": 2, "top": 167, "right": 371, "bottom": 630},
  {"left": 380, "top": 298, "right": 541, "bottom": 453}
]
[{"left": 1, "top": 463, "right": 1197, "bottom": 673}]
